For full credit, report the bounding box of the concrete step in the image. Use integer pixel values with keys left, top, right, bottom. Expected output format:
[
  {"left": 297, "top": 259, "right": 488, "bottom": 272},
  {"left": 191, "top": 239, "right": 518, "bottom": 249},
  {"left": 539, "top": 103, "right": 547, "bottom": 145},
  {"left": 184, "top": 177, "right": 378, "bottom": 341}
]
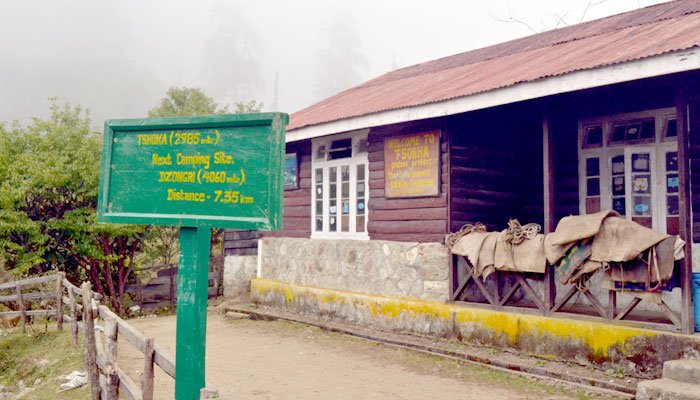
[
  {"left": 664, "top": 359, "right": 700, "bottom": 385},
  {"left": 637, "top": 378, "right": 700, "bottom": 400}
]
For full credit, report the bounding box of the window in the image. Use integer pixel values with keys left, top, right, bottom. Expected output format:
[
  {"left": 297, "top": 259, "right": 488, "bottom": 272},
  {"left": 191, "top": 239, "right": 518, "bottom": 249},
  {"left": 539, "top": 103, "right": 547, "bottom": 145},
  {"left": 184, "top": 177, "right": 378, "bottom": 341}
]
[
  {"left": 579, "top": 109, "right": 677, "bottom": 233},
  {"left": 312, "top": 131, "right": 369, "bottom": 239}
]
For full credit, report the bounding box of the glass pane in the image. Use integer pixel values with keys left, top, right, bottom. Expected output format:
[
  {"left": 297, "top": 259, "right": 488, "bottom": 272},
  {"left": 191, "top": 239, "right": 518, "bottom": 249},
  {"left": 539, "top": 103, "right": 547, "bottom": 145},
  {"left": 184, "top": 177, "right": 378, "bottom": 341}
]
[
  {"left": 631, "top": 153, "right": 650, "bottom": 172},
  {"left": 341, "top": 165, "right": 350, "bottom": 182},
  {"left": 633, "top": 196, "right": 652, "bottom": 216},
  {"left": 667, "top": 195, "right": 679, "bottom": 215},
  {"left": 612, "top": 176, "right": 625, "bottom": 196},
  {"left": 586, "top": 197, "right": 601, "bottom": 214},
  {"left": 667, "top": 173, "right": 679, "bottom": 193},
  {"left": 665, "top": 118, "right": 677, "bottom": 138},
  {"left": 315, "top": 217, "right": 323, "bottom": 231},
  {"left": 329, "top": 138, "right": 352, "bottom": 160},
  {"left": 612, "top": 197, "right": 626, "bottom": 216},
  {"left": 356, "top": 138, "right": 368, "bottom": 154},
  {"left": 611, "top": 155, "right": 625, "bottom": 175},
  {"left": 625, "top": 123, "right": 641, "bottom": 141},
  {"left": 666, "top": 152, "right": 678, "bottom": 172},
  {"left": 585, "top": 158, "right": 599, "bottom": 176},
  {"left": 342, "top": 200, "right": 350, "bottom": 215},
  {"left": 315, "top": 168, "right": 323, "bottom": 181},
  {"left": 356, "top": 164, "right": 365, "bottom": 181},
  {"left": 584, "top": 126, "right": 602, "bottom": 147},
  {"left": 329, "top": 216, "right": 337, "bottom": 231},
  {"left": 316, "top": 145, "right": 326, "bottom": 160},
  {"left": 639, "top": 120, "right": 655, "bottom": 140},
  {"left": 315, "top": 200, "right": 323, "bottom": 216},
  {"left": 357, "top": 198, "right": 365, "bottom": 214},
  {"left": 632, "top": 174, "right": 651, "bottom": 194},
  {"left": 356, "top": 215, "right": 365, "bottom": 232},
  {"left": 586, "top": 178, "right": 600, "bottom": 196},
  {"left": 341, "top": 216, "right": 349, "bottom": 232},
  {"left": 611, "top": 125, "right": 626, "bottom": 143}
]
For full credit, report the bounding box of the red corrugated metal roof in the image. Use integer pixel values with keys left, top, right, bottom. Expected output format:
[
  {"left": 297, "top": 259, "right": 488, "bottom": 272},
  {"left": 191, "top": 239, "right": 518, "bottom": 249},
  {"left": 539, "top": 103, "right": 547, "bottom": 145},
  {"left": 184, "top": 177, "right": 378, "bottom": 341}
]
[{"left": 289, "top": 0, "right": 700, "bottom": 131}]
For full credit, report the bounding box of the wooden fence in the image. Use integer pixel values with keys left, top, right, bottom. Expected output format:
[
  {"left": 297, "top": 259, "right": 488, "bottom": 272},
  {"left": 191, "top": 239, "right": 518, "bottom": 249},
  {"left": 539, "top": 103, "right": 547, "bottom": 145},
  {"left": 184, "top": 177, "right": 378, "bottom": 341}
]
[{"left": 0, "top": 273, "right": 218, "bottom": 399}]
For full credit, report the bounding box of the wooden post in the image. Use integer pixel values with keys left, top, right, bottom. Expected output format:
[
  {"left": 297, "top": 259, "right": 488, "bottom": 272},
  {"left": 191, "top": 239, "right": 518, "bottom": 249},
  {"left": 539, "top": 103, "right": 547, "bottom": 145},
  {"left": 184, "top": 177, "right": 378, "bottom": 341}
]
[
  {"left": 82, "top": 282, "right": 101, "bottom": 400},
  {"left": 141, "top": 338, "right": 155, "bottom": 400},
  {"left": 200, "top": 387, "right": 219, "bottom": 399},
  {"left": 175, "top": 227, "right": 211, "bottom": 400},
  {"left": 15, "top": 285, "right": 25, "bottom": 334},
  {"left": 55, "top": 273, "right": 64, "bottom": 331},
  {"left": 676, "top": 89, "right": 695, "bottom": 334},
  {"left": 104, "top": 318, "right": 119, "bottom": 400},
  {"left": 68, "top": 286, "right": 79, "bottom": 346},
  {"left": 542, "top": 110, "right": 556, "bottom": 314}
]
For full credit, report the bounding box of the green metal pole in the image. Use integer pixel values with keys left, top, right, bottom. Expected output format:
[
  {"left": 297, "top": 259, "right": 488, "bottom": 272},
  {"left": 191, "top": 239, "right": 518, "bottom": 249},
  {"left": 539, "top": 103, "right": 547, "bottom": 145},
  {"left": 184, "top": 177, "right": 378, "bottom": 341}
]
[{"left": 175, "top": 226, "right": 211, "bottom": 400}]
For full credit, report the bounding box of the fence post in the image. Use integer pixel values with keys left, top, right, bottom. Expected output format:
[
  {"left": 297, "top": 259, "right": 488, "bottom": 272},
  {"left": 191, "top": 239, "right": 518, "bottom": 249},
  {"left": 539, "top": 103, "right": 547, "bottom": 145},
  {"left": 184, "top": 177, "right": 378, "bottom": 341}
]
[
  {"left": 68, "top": 286, "right": 79, "bottom": 346},
  {"left": 55, "top": 273, "right": 64, "bottom": 331},
  {"left": 104, "top": 318, "right": 119, "bottom": 400},
  {"left": 15, "top": 285, "right": 25, "bottom": 334},
  {"left": 82, "top": 282, "right": 101, "bottom": 400},
  {"left": 141, "top": 338, "right": 155, "bottom": 400}
]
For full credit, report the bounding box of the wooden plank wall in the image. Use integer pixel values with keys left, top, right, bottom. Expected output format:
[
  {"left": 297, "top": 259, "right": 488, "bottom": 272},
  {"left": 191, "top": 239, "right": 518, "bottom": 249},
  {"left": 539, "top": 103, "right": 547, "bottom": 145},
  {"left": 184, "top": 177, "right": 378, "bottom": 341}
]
[
  {"left": 449, "top": 105, "right": 544, "bottom": 232},
  {"left": 367, "top": 119, "right": 450, "bottom": 243},
  {"left": 265, "top": 140, "right": 313, "bottom": 238},
  {"left": 223, "top": 140, "right": 312, "bottom": 256}
]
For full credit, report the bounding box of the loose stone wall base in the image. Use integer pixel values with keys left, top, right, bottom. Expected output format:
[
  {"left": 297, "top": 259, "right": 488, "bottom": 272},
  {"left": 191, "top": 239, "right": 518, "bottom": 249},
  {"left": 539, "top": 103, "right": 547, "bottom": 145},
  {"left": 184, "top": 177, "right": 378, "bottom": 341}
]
[{"left": 251, "top": 278, "right": 700, "bottom": 378}]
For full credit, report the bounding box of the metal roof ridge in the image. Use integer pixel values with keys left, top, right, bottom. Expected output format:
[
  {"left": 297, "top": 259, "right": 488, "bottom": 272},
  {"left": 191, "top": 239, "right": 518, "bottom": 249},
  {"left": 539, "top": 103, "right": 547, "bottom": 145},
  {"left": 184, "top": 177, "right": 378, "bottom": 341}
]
[
  {"left": 356, "top": 0, "right": 699, "bottom": 88},
  {"left": 289, "top": 44, "right": 700, "bottom": 132}
]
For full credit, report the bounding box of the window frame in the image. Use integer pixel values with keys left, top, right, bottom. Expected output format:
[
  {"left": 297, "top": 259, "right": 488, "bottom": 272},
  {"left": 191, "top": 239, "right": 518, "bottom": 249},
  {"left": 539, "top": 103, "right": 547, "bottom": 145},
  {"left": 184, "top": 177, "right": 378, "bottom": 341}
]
[
  {"left": 578, "top": 108, "right": 677, "bottom": 233},
  {"left": 311, "top": 130, "right": 370, "bottom": 240}
]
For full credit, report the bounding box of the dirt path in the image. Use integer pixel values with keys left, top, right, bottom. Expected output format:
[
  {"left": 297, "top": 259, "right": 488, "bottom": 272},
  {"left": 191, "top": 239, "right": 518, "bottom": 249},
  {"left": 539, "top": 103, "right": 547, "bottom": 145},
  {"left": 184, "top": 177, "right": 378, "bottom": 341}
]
[{"left": 119, "top": 313, "right": 606, "bottom": 400}]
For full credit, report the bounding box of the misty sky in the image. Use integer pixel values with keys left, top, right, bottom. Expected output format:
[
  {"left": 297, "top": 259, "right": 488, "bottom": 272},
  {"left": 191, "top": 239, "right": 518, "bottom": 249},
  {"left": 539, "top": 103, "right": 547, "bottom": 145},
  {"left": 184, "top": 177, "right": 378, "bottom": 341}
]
[{"left": 0, "top": 0, "right": 668, "bottom": 128}]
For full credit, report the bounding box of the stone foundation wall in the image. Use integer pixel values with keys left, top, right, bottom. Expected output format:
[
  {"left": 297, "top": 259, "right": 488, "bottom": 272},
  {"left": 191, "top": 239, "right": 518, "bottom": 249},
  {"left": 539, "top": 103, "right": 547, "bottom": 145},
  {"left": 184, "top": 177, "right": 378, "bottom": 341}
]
[
  {"left": 223, "top": 255, "right": 257, "bottom": 300},
  {"left": 258, "top": 237, "right": 449, "bottom": 301}
]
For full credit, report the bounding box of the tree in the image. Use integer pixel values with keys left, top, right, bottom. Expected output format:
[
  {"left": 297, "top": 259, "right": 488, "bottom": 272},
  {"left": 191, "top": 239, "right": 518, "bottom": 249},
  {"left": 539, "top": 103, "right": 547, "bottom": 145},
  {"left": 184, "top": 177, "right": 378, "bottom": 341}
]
[
  {"left": 148, "top": 87, "right": 227, "bottom": 117},
  {"left": 0, "top": 100, "right": 143, "bottom": 315},
  {"left": 143, "top": 88, "right": 263, "bottom": 268},
  {"left": 314, "top": 12, "right": 369, "bottom": 99},
  {"left": 202, "top": 4, "right": 265, "bottom": 106}
]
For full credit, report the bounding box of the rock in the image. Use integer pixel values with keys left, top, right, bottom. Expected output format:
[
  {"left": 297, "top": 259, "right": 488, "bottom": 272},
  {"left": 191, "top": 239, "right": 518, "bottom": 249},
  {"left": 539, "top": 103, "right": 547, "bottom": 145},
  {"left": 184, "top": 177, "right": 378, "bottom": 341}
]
[
  {"left": 224, "top": 311, "right": 248, "bottom": 320},
  {"left": 35, "top": 359, "right": 50, "bottom": 369}
]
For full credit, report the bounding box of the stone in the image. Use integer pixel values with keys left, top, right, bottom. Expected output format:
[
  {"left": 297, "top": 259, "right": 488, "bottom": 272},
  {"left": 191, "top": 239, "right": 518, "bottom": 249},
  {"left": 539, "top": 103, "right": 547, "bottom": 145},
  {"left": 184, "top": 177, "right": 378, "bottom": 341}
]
[
  {"left": 223, "top": 255, "right": 257, "bottom": 300},
  {"left": 256, "top": 237, "right": 449, "bottom": 301},
  {"left": 664, "top": 359, "right": 700, "bottom": 385},
  {"left": 637, "top": 378, "right": 700, "bottom": 400},
  {"left": 225, "top": 311, "right": 248, "bottom": 320}
]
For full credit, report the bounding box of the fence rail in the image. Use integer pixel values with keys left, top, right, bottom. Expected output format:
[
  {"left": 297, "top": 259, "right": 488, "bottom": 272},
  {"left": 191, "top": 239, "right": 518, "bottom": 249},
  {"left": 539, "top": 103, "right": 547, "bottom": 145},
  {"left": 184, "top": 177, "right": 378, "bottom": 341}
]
[{"left": 0, "top": 273, "right": 215, "bottom": 399}]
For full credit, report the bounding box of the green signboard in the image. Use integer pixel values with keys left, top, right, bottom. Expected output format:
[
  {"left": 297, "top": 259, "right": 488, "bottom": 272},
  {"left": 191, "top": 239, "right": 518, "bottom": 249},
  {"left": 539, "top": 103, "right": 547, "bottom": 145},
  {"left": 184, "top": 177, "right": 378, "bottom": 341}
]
[
  {"left": 97, "top": 113, "right": 287, "bottom": 400},
  {"left": 97, "top": 113, "right": 288, "bottom": 230}
]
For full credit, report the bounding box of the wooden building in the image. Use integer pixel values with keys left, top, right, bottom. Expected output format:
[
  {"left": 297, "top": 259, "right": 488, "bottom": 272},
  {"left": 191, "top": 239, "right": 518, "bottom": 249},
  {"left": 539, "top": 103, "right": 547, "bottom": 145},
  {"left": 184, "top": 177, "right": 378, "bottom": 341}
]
[{"left": 225, "top": 0, "right": 700, "bottom": 333}]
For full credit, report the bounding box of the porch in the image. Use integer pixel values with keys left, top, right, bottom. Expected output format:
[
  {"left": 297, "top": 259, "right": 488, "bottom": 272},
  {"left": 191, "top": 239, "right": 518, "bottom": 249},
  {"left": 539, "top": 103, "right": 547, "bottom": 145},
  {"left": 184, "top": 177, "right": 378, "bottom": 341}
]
[{"left": 447, "top": 72, "right": 700, "bottom": 334}]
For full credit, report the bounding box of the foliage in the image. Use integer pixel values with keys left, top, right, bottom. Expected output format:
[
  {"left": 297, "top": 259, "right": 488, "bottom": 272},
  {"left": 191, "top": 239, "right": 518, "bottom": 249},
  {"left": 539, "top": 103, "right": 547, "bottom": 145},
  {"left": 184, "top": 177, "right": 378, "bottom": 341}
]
[
  {"left": 0, "top": 100, "right": 142, "bottom": 315},
  {"left": 148, "top": 87, "right": 228, "bottom": 118}
]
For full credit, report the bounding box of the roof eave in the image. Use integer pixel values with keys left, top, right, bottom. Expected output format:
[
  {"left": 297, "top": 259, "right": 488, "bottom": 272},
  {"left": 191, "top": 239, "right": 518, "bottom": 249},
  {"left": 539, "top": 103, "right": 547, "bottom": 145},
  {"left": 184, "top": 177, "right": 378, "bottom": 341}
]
[{"left": 287, "top": 47, "right": 700, "bottom": 142}]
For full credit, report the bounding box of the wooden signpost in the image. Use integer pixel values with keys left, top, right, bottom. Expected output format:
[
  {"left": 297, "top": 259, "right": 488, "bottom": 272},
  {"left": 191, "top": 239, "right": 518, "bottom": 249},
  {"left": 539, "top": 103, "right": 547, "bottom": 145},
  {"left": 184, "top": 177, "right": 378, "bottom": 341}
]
[{"left": 97, "top": 113, "right": 288, "bottom": 399}]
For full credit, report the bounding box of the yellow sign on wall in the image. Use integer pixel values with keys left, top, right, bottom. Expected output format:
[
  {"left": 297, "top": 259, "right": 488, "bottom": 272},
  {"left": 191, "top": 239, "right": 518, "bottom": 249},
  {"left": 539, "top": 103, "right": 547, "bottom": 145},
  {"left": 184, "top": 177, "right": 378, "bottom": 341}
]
[{"left": 384, "top": 130, "right": 440, "bottom": 198}]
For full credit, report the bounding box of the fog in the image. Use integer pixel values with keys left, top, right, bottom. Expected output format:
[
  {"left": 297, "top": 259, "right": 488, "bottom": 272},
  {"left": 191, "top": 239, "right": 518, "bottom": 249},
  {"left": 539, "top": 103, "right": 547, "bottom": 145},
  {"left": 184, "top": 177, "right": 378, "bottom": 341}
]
[{"left": 0, "top": 0, "right": 668, "bottom": 128}]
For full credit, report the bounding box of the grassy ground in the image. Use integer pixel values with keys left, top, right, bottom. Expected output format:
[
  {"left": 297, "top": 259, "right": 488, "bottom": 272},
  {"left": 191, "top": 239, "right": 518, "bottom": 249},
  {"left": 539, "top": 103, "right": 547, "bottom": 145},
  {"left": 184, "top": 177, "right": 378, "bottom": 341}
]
[{"left": 0, "top": 325, "right": 88, "bottom": 399}]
